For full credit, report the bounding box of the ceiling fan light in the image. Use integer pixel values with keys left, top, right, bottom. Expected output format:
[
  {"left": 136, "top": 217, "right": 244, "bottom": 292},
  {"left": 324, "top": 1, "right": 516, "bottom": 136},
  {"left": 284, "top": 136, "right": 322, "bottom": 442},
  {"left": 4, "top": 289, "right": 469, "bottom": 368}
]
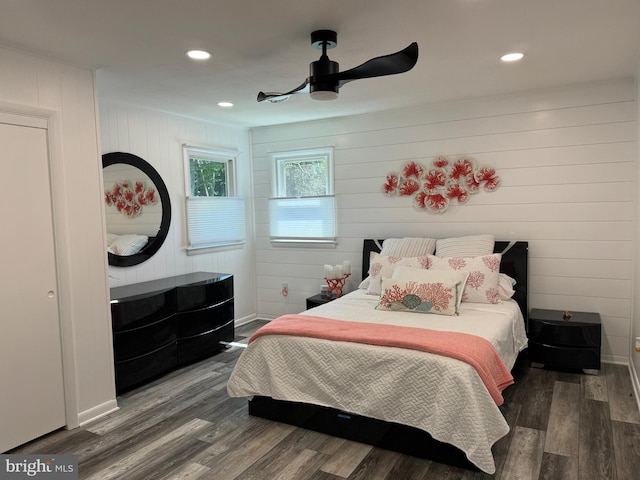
[{"left": 310, "top": 90, "right": 339, "bottom": 101}]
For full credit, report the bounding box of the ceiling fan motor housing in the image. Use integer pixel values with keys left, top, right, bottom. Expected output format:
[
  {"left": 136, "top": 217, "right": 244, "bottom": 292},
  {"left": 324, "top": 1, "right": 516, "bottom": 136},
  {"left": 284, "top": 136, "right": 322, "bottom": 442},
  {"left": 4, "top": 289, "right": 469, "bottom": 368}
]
[{"left": 310, "top": 56, "right": 339, "bottom": 100}]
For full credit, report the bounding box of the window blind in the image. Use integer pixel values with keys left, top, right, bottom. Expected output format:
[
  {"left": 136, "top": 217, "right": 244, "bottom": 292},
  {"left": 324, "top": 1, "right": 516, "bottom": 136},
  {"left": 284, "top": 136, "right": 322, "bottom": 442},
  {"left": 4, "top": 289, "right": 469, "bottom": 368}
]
[
  {"left": 186, "top": 196, "right": 246, "bottom": 248},
  {"left": 269, "top": 195, "right": 336, "bottom": 242}
]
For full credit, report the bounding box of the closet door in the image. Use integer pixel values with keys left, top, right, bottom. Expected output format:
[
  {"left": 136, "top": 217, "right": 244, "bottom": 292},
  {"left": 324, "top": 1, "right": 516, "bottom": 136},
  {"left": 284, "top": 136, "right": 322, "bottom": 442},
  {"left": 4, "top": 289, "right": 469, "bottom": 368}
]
[{"left": 0, "top": 116, "right": 66, "bottom": 452}]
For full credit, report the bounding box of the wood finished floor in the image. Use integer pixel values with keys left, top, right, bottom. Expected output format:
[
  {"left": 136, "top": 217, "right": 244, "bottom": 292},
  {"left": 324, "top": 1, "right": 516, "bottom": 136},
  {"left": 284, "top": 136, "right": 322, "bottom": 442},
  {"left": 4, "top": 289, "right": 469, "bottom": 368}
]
[{"left": 10, "top": 320, "right": 640, "bottom": 480}]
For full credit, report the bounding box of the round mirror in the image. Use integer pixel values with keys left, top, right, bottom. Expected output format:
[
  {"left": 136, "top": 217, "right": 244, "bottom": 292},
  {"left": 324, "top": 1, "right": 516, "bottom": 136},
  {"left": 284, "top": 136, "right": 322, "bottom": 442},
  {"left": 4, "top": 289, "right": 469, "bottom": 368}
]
[{"left": 102, "top": 152, "right": 171, "bottom": 267}]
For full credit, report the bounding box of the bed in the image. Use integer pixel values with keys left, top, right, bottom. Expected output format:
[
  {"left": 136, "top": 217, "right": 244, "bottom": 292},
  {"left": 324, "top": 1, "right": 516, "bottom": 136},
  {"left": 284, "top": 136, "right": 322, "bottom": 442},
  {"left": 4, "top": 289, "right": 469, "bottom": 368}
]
[{"left": 227, "top": 238, "right": 529, "bottom": 474}]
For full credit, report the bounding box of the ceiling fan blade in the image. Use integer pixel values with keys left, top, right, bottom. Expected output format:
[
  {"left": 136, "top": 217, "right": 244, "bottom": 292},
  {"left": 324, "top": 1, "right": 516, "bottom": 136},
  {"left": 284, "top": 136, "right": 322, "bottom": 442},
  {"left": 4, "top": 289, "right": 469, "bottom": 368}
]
[
  {"left": 336, "top": 42, "right": 418, "bottom": 87},
  {"left": 257, "top": 79, "right": 310, "bottom": 102}
]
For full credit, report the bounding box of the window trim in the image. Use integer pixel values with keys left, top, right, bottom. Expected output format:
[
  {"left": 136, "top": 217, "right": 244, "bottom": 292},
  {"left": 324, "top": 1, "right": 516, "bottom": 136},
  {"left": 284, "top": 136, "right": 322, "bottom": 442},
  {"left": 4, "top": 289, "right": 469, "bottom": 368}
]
[
  {"left": 270, "top": 147, "right": 334, "bottom": 197},
  {"left": 183, "top": 144, "right": 237, "bottom": 197}
]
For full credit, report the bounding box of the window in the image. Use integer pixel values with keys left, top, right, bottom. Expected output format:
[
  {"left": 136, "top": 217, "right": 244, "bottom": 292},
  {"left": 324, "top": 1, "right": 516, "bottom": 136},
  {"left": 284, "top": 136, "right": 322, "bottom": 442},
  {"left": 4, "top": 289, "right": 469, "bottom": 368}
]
[
  {"left": 183, "top": 145, "right": 245, "bottom": 251},
  {"left": 269, "top": 147, "right": 335, "bottom": 244}
]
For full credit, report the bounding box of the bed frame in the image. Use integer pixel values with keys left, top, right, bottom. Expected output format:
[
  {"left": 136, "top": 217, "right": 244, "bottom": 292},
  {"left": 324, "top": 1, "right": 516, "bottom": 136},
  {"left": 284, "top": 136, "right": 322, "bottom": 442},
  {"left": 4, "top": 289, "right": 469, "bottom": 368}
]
[{"left": 249, "top": 240, "right": 528, "bottom": 471}]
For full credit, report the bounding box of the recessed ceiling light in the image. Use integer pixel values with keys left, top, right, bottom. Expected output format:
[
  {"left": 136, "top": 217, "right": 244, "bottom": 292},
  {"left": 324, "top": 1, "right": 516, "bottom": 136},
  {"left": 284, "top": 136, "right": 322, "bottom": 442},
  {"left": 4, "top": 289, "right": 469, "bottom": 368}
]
[
  {"left": 186, "top": 49, "right": 211, "bottom": 60},
  {"left": 217, "top": 102, "right": 234, "bottom": 108},
  {"left": 501, "top": 52, "right": 524, "bottom": 62}
]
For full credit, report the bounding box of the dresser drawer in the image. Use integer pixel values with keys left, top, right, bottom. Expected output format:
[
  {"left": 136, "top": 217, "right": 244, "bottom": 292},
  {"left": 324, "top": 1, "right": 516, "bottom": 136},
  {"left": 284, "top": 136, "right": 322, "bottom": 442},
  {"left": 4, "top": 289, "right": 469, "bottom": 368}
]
[
  {"left": 176, "top": 298, "right": 234, "bottom": 339},
  {"left": 529, "top": 341, "right": 600, "bottom": 370},
  {"left": 177, "top": 319, "right": 234, "bottom": 365},
  {"left": 528, "top": 320, "right": 600, "bottom": 348},
  {"left": 110, "top": 291, "right": 174, "bottom": 331},
  {"left": 114, "top": 342, "right": 177, "bottom": 393},
  {"left": 176, "top": 275, "right": 233, "bottom": 312},
  {"left": 113, "top": 316, "right": 176, "bottom": 362}
]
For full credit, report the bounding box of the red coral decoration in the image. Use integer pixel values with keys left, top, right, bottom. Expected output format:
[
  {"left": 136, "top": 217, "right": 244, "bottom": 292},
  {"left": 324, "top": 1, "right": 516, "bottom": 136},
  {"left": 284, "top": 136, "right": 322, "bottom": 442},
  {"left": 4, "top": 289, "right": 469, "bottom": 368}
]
[
  {"left": 423, "top": 169, "right": 447, "bottom": 192},
  {"left": 413, "top": 191, "right": 428, "bottom": 210},
  {"left": 382, "top": 173, "right": 399, "bottom": 196},
  {"left": 450, "top": 158, "right": 475, "bottom": 181},
  {"left": 380, "top": 154, "right": 500, "bottom": 213},
  {"left": 433, "top": 156, "right": 449, "bottom": 168},
  {"left": 105, "top": 179, "right": 158, "bottom": 218},
  {"left": 475, "top": 167, "right": 501, "bottom": 192},
  {"left": 403, "top": 161, "right": 424, "bottom": 179},
  {"left": 399, "top": 178, "right": 420, "bottom": 196},
  {"left": 445, "top": 182, "right": 469, "bottom": 204},
  {"left": 425, "top": 193, "right": 449, "bottom": 213}
]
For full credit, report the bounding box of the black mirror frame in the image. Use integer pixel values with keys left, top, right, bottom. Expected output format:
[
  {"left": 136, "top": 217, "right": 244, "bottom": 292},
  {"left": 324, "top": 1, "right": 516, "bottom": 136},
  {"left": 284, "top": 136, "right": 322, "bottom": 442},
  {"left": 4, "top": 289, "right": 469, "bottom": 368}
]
[{"left": 102, "top": 152, "right": 171, "bottom": 267}]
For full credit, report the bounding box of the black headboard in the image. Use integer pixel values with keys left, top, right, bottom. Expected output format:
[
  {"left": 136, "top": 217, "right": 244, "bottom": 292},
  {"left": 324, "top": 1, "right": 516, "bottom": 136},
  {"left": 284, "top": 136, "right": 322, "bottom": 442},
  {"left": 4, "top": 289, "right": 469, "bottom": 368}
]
[{"left": 362, "top": 239, "right": 529, "bottom": 322}]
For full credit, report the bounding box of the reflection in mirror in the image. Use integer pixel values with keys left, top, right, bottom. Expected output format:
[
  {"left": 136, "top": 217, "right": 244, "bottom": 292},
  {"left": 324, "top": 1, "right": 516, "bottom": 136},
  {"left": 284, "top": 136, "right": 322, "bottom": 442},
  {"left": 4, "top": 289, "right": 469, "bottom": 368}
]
[{"left": 102, "top": 152, "right": 171, "bottom": 267}]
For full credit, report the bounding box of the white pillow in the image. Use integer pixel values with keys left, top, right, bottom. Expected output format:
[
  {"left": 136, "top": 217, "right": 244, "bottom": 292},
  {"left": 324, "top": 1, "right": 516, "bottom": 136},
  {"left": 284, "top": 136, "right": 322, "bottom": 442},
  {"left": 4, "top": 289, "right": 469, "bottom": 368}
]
[
  {"left": 106, "top": 232, "right": 118, "bottom": 247},
  {"left": 367, "top": 252, "right": 429, "bottom": 295},
  {"left": 498, "top": 273, "right": 516, "bottom": 299},
  {"left": 107, "top": 234, "right": 149, "bottom": 256},
  {"left": 435, "top": 234, "right": 495, "bottom": 257},
  {"left": 426, "top": 253, "right": 502, "bottom": 304},
  {"left": 381, "top": 237, "right": 437, "bottom": 257},
  {"left": 392, "top": 266, "right": 469, "bottom": 312},
  {"left": 358, "top": 276, "right": 371, "bottom": 289}
]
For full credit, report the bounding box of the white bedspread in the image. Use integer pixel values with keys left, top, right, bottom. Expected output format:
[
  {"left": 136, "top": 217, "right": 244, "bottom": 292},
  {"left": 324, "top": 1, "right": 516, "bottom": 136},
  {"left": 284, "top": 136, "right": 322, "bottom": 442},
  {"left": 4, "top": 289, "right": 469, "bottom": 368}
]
[{"left": 227, "top": 289, "right": 528, "bottom": 474}]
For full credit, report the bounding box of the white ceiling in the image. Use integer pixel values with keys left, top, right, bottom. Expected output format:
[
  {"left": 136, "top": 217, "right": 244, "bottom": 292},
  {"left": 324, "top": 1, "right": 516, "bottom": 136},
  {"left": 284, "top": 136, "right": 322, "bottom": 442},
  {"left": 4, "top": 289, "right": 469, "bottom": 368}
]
[{"left": 1, "top": 0, "right": 639, "bottom": 128}]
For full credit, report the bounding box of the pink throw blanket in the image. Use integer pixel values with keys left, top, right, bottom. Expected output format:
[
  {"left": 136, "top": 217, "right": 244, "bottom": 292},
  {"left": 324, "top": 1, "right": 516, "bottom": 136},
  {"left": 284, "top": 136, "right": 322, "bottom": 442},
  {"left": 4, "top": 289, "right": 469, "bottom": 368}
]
[{"left": 250, "top": 314, "right": 513, "bottom": 405}]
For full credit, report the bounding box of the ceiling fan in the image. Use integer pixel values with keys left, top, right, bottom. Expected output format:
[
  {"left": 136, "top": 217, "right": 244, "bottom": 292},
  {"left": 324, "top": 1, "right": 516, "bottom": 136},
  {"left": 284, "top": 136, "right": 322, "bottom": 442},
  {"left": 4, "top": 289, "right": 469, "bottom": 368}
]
[{"left": 257, "top": 30, "right": 419, "bottom": 103}]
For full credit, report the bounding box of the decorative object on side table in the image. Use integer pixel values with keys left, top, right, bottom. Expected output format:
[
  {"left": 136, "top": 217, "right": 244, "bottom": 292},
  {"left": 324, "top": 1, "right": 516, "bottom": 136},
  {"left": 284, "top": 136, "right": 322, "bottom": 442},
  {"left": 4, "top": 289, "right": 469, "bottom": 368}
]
[
  {"left": 323, "top": 261, "right": 351, "bottom": 298},
  {"left": 528, "top": 308, "right": 601, "bottom": 375}
]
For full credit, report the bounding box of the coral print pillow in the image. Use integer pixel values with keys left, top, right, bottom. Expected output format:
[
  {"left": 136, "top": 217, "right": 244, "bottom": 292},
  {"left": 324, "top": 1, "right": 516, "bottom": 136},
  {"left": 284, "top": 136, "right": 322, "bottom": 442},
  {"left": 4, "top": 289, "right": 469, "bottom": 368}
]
[
  {"left": 426, "top": 254, "right": 502, "bottom": 304},
  {"left": 376, "top": 277, "right": 461, "bottom": 316},
  {"left": 367, "top": 252, "right": 429, "bottom": 295}
]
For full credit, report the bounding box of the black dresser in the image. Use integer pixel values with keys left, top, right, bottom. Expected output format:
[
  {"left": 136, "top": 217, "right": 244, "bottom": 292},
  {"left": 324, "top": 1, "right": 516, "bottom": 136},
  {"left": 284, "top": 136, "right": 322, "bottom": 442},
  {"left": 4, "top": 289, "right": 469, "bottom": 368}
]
[{"left": 110, "top": 272, "right": 234, "bottom": 393}]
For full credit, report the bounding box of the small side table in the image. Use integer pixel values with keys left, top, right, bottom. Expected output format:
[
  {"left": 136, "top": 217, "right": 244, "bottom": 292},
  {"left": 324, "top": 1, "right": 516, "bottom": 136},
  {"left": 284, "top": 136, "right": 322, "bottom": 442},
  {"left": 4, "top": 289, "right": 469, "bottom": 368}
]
[
  {"left": 306, "top": 293, "right": 336, "bottom": 310},
  {"left": 528, "top": 308, "right": 601, "bottom": 374}
]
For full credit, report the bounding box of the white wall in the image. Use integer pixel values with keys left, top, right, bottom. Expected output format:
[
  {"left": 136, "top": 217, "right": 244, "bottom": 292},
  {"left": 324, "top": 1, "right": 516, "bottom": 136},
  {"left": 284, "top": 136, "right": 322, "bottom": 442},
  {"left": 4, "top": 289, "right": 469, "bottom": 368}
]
[
  {"left": 99, "top": 101, "right": 257, "bottom": 324},
  {"left": 251, "top": 79, "right": 636, "bottom": 364},
  {"left": 0, "top": 46, "right": 116, "bottom": 426},
  {"left": 632, "top": 71, "right": 640, "bottom": 393}
]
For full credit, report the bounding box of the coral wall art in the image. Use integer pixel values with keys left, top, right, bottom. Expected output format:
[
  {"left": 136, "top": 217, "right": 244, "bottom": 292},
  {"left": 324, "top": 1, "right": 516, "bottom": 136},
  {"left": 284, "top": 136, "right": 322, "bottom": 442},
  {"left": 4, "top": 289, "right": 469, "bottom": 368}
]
[
  {"left": 105, "top": 180, "right": 157, "bottom": 218},
  {"left": 382, "top": 155, "right": 500, "bottom": 213}
]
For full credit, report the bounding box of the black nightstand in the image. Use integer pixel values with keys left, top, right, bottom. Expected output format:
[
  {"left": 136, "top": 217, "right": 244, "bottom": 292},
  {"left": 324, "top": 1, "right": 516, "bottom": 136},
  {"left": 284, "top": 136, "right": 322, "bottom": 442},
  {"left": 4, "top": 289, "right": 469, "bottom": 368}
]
[
  {"left": 306, "top": 293, "right": 336, "bottom": 310},
  {"left": 528, "top": 308, "right": 601, "bottom": 374}
]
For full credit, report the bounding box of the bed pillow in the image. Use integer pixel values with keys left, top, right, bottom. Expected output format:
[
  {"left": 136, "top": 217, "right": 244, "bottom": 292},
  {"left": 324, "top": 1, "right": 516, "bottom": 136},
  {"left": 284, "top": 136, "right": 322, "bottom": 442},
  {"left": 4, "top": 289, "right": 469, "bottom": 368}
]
[
  {"left": 358, "top": 276, "right": 371, "bottom": 289},
  {"left": 435, "top": 234, "right": 495, "bottom": 257},
  {"left": 426, "top": 253, "right": 502, "bottom": 304},
  {"left": 376, "top": 277, "right": 462, "bottom": 316},
  {"left": 498, "top": 273, "right": 516, "bottom": 299},
  {"left": 381, "top": 237, "right": 437, "bottom": 257},
  {"left": 391, "top": 266, "right": 469, "bottom": 312},
  {"left": 106, "top": 232, "right": 118, "bottom": 247},
  {"left": 367, "top": 252, "right": 429, "bottom": 295},
  {"left": 107, "top": 234, "right": 149, "bottom": 256}
]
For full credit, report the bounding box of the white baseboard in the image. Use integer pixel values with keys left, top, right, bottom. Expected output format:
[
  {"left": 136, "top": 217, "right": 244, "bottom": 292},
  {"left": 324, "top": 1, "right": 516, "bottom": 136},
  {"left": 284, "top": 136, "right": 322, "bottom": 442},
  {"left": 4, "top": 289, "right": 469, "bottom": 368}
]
[
  {"left": 629, "top": 360, "right": 640, "bottom": 417},
  {"left": 76, "top": 399, "right": 119, "bottom": 427},
  {"left": 235, "top": 314, "right": 258, "bottom": 327}
]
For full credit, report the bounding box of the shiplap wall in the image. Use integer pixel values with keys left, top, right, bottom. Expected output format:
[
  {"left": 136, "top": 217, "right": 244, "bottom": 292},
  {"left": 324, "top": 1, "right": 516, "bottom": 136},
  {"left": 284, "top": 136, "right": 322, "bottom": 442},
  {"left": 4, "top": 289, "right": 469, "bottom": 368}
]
[
  {"left": 251, "top": 79, "right": 636, "bottom": 363},
  {"left": 99, "top": 101, "right": 257, "bottom": 324},
  {"left": 0, "top": 46, "right": 116, "bottom": 425}
]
